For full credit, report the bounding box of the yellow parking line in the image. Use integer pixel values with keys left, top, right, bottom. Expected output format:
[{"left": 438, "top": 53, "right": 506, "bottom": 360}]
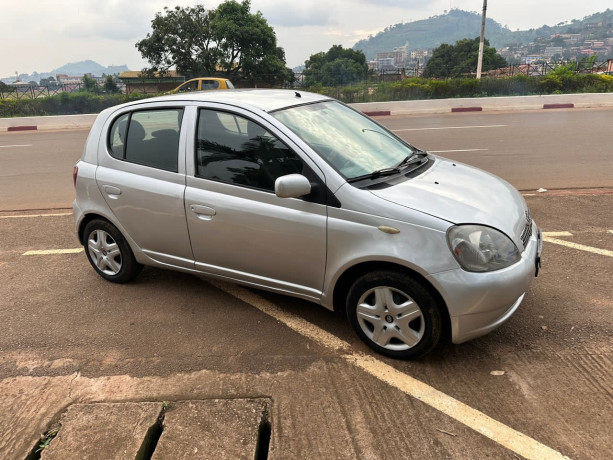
[
  {"left": 23, "top": 248, "right": 83, "bottom": 255},
  {"left": 542, "top": 231, "right": 573, "bottom": 237},
  {"left": 0, "top": 213, "right": 72, "bottom": 219},
  {"left": 210, "top": 280, "right": 570, "bottom": 460}
]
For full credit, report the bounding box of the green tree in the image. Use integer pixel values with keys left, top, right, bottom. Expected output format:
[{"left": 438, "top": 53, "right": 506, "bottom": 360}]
[
  {"left": 103, "top": 75, "right": 120, "bottom": 93},
  {"left": 137, "top": 4, "right": 218, "bottom": 77},
  {"left": 40, "top": 76, "right": 59, "bottom": 87},
  {"left": 81, "top": 75, "right": 101, "bottom": 93},
  {"left": 423, "top": 37, "right": 507, "bottom": 78},
  {"left": 136, "top": 1, "right": 292, "bottom": 84},
  {"left": 303, "top": 45, "right": 368, "bottom": 86}
]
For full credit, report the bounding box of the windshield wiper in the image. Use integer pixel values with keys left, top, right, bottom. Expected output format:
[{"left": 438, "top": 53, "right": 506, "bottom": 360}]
[
  {"left": 347, "top": 167, "right": 401, "bottom": 183},
  {"left": 395, "top": 148, "right": 429, "bottom": 168}
]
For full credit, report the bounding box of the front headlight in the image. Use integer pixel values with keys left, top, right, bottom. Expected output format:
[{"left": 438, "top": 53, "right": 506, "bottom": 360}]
[{"left": 447, "top": 225, "right": 520, "bottom": 272}]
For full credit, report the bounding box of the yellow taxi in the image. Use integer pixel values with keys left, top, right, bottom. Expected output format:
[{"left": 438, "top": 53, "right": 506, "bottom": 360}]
[{"left": 171, "top": 77, "right": 235, "bottom": 93}]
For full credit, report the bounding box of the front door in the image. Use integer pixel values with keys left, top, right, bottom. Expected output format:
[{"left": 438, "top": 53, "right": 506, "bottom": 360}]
[{"left": 184, "top": 107, "right": 327, "bottom": 300}]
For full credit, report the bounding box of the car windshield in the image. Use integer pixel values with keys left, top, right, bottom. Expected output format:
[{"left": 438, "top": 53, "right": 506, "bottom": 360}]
[{"left": 272, "top": 101, "right": 414, "bottom": 180}]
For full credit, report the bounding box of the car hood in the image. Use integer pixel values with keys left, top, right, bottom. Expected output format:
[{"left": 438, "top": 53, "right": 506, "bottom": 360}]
[{"left": 369, "top": 157, "right": 529, "bottom": 244}]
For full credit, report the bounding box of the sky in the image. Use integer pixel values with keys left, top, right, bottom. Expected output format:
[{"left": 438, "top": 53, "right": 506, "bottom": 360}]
[{"left": 1, "top": 0, "right": 611, "bottom": 78}]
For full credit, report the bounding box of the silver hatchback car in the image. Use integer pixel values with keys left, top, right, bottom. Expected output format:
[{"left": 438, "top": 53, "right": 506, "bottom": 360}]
[{"left": 73, "top": 89, "right": 542, "bottom": 359}]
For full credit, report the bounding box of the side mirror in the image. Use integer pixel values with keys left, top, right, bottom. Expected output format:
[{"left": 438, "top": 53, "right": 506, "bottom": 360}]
[{"left": 275, "top": 174, "right": 311, "bottom": 198}]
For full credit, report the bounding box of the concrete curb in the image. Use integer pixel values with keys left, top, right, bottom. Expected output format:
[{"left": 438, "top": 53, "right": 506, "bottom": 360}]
[
  {"left": 1, "top": 93, "right": 611, "bottom": 130},
  {"left": 0, "top": 113, "right": 98, "bottom": 133},
  {"left": 351, "top": 92, "right": 613, "bottom": 116}
]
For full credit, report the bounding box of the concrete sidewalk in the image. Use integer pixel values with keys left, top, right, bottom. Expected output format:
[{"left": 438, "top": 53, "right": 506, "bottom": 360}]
[{"left": 2, "top": 93, "right": 612, "bottom": 132}]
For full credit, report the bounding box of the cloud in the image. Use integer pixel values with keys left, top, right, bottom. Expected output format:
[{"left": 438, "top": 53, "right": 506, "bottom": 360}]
[{"left": 255, "top": 0, "right": 336, "bottom": 27}]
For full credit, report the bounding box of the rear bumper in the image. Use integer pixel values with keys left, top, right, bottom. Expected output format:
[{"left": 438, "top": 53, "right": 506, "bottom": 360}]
[{"left": 429, "top": 222, "right": 541, "bottom": 344}]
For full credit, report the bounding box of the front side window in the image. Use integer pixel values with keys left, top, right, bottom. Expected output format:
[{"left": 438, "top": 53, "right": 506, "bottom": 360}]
[
  {"left": 196, "top": 109, "right": 303, "bottom": 191},
  {"left": 108, "top": 109, "right": 183, "bottom": 172},
  {"left": 178, "top": 81, "right": 198, "bottom": 92}
]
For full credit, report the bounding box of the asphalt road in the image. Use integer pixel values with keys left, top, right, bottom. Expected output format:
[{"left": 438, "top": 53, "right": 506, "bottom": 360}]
[
  {"left": 0, "top": 108, "right": 612, "bottom": 459},
  {"left": 0, "top": 108, "right": 612, "bottom": 212}
]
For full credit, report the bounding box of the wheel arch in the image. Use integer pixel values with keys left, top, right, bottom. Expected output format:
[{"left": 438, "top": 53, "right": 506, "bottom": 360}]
[
  {"left": 77, "top": 213, "right": 113, "bottom": 245},
  {"left": 332, "top": 261, "right": 451, "bottom": 340}
]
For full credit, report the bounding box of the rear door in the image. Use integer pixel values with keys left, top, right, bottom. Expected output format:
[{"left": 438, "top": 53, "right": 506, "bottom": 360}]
[
  {"left": 96, "top": 103, "right": 193, "bottom": 269},
  {"left": 184, "top": 105, "right": 328, "bottom": 300}
]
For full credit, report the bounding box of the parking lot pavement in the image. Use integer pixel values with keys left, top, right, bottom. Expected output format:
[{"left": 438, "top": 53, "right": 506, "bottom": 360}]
[{"left": 0, "top": 193, "right": 611, "bottom": 459}]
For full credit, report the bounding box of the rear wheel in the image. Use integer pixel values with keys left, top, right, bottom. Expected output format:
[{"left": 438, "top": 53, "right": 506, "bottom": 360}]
[
  {"left": 346, "top": 270, "right": 442, "bottom": 359},
  {"left": 83, "top": 219, "right": 142, "bottom": 283}
]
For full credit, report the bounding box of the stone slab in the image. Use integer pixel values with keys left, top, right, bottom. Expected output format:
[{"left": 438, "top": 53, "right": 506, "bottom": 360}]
[
  {"left": 41, "top": 402, "right": 162, "bottom": 460},
  {"left": 152, "top": 399, "right": 270, "bottom": 460}
]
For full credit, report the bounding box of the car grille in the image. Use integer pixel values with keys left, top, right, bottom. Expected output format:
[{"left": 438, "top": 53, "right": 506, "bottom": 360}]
[{"left": 520, "top": 209, "right": 532, "bottom": 250}]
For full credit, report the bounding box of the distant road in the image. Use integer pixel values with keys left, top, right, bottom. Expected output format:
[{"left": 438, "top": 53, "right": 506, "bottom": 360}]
[
  {"left": 0, "top": 108, "right": 611, "bottom": 211},
  {"left": 380, "top": 108, "right": 613, "bottom": 191}
]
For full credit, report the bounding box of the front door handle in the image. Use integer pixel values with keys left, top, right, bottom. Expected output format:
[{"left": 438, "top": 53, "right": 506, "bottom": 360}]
[{"left": 190, "top": 204, "right": 216, "bottom": 220}]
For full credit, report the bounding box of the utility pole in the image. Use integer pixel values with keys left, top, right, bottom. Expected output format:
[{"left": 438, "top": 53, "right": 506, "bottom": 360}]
[{"left": 476, "top": 0, "right": 487, "bottom": 79}]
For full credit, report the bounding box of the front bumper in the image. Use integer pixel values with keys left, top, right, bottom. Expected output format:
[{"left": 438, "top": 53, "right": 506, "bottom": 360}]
[{"left": 429, "top": 222, "right": 542, "bottom": 344}]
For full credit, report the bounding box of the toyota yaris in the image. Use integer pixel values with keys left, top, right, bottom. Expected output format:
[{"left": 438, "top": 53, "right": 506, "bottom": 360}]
[{"left": 73, "top": 89, "right": 542, "bottom": 359}]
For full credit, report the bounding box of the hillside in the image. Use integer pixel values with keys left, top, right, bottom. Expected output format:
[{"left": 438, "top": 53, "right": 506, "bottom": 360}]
[
  {"left": 50, "top": 60, "right": 129, "bottom": 76},
  {"left": 3, "top": 61, "right": 131, "bottom": 84},
  {"left": 353, "top": 8, "right": 613, "bottom": 59}
]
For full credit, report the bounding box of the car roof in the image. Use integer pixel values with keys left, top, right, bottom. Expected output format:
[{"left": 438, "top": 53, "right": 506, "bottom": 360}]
[
  {"left": 128, "top": 89, "right": 331, "bottom": 113},
  {"left": 184, "top": 77, "right": 228, "bottom": 83}
]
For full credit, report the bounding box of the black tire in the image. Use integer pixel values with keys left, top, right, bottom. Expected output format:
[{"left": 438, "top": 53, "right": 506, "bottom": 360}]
[
  {"left": 346, "top": 270, "right": 442, "bottom": 359},
  {"left": 82, "top": 219, "right": 142, "bottom": 283}
]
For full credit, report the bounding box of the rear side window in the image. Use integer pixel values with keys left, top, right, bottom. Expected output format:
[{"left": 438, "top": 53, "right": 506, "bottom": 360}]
[
  {"left": 108, "top": 109, "right": 183, "bottom": 172},
  {"left": 201, "top": 80, "right": 220, "bottom": 90}
]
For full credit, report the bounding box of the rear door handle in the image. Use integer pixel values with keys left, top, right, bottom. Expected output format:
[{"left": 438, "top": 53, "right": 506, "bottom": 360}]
[
  {"left": 190, "top": 204, "right": 216, "bottom": 220},
  {"left": 103, "top": 185, "right": 122, "bottom": 197}
]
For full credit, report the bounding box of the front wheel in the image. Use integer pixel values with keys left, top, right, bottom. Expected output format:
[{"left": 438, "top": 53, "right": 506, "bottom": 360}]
[
  {"left": 83, "top": 219, "right": 142, "bottom": 283},
  {"left": 346, "top": 271, "right": 442, "bottom": 359}
]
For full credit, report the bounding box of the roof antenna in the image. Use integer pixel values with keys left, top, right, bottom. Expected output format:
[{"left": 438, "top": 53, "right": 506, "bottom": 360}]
[{"left": 295, "top": 91, "right": 301, "bottom": 98}]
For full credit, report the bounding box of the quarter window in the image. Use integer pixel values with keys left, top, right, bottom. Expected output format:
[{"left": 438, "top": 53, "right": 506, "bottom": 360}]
[
  {"left": 109, "top": 113, "right": 129, "bottom": 159},
  {"left": 196, "top": 109, "right": 304, "bottom": 191},
  {"left": 108, "top": 109, "right": 183, "bottom": 172}
]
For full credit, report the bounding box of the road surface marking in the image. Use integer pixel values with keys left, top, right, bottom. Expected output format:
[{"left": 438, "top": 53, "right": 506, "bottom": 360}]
[
  {"left": 23, "top": 248, "right": 83, "bottom": 255},
  {"left": 0, "top": 144, "right": 33, "bottom": 148},
  {"left": 0, "top": 212, "right": 72, "bottom": 219},
  {"left": 542, "top": 232, "right": 573, "bottom": 237},
  {"left": 393, "top": 124, "right": 506, "bottom": 132},
  {"left": 542, "top": 232, "right": 613, "bottom": 257},
  {"left": 429, "top": 149, "right": 488, "bottom": 153},
  {"left": 210, "top": 279, "right": 570, "bottom": 460},
  {"left": 608, "top": 230, "right": 613, "bottom": 234}
]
